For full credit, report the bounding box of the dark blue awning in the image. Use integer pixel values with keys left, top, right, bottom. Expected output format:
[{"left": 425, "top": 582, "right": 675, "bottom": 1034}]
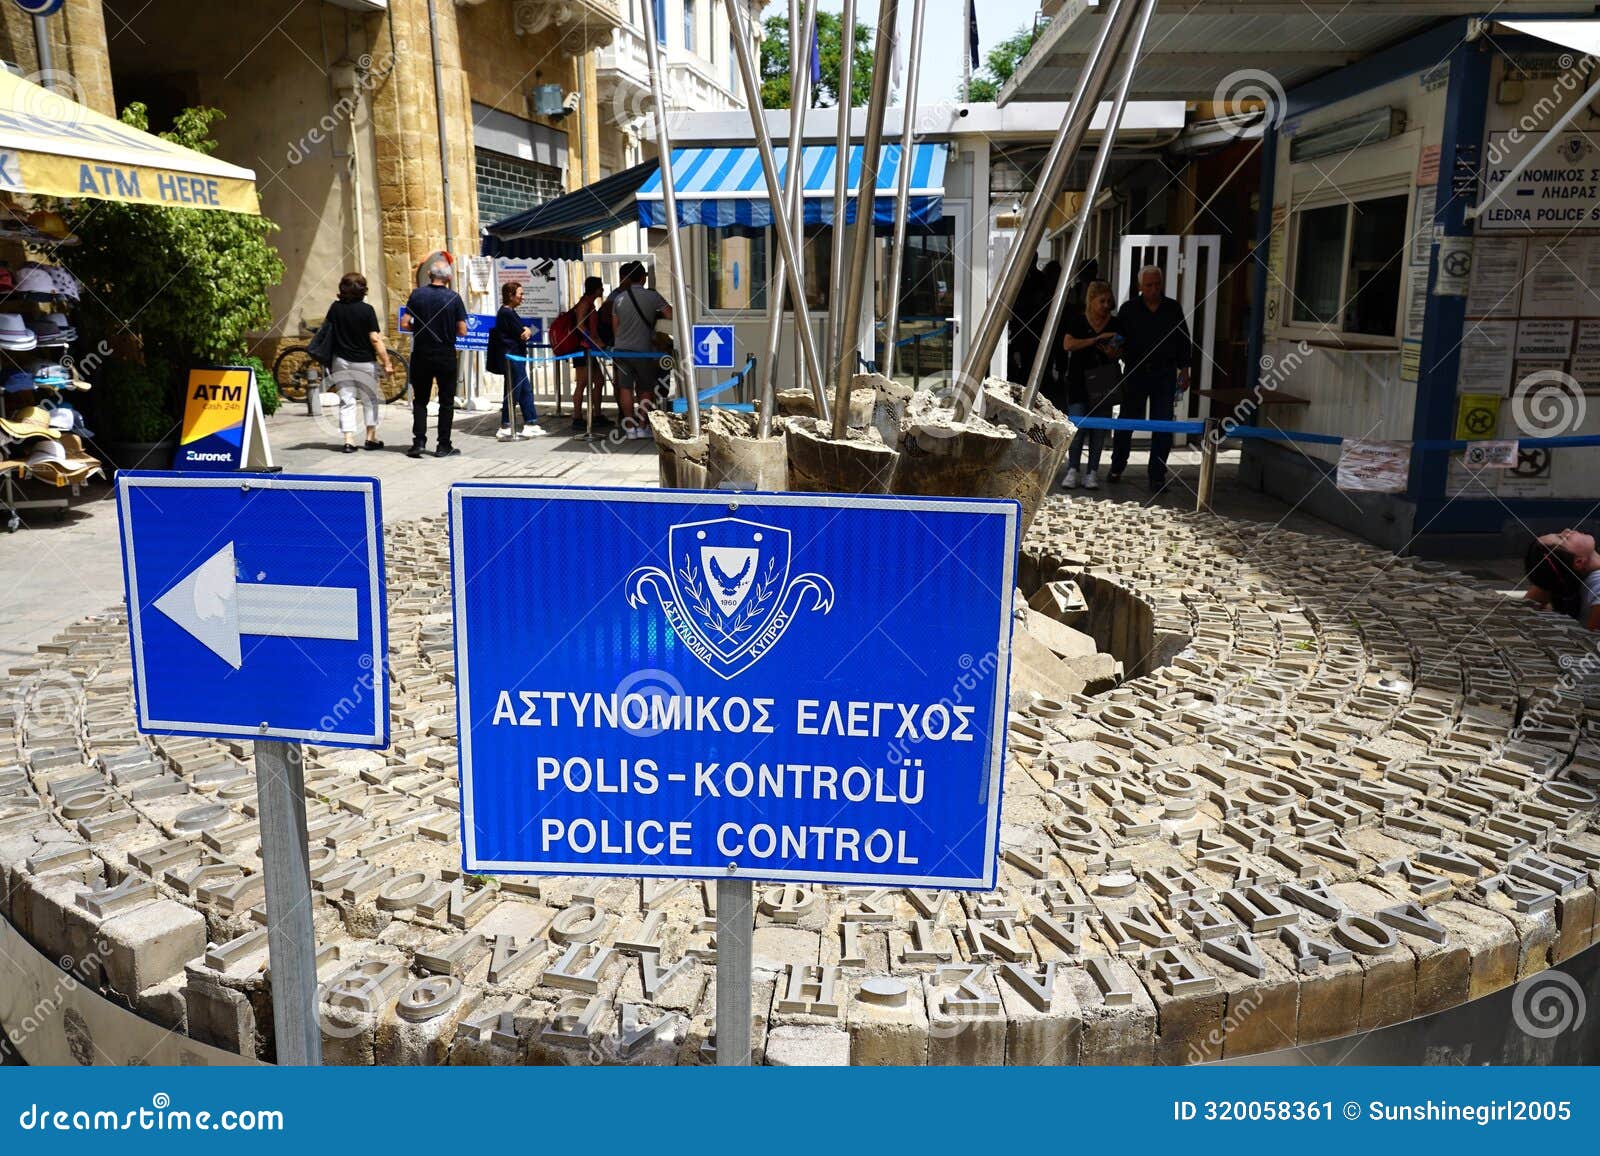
[{"left": 481, "top": 160, "right": 658, "bottom": 259}]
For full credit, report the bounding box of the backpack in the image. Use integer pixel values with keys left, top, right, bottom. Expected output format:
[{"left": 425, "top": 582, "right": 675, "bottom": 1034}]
[{"left": 548, "top": 306, "right": 581, "bottom": 356}]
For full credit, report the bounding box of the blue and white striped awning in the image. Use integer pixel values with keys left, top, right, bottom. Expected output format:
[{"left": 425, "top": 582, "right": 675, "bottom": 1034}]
[{"left": 636, "top": 143, "right": 948, "bottom": 229}]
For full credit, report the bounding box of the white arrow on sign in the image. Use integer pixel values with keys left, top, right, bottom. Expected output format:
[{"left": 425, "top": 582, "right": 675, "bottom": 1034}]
[
  {"left": 152, "top": 542, "right": 360, "bottom": 670},
  {"left": 697, "top": 328, "right": 724, "bottom": 365}
]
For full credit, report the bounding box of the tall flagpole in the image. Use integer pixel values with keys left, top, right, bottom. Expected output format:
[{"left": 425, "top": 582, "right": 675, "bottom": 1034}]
[{"left": 961, "top": 0, "right": 972, "bottom": 100}]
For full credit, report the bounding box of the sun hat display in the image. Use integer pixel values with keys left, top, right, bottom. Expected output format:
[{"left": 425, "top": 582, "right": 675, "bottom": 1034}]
[
  {"left": 27, "top": 315, "right": 71, "bottom": 345},
  {"left": 0, "top": 405, "right": 60, "bottom": 439},
  {"left": 28, "top": 210, "right": 78, "bottom": 245},
  {"left": 47, "top": 265, "right": 80, "bottom": 300},
  {"left": 31, "top": 363, "right": 71, "bottom": 389},
  {"left": 12, "top": 263, "right": 58, "bottom": 299},
  {"left": 3, "top": 368, "right": 38, "bottom": 392},
  {"left": 25, "top": 436, "right": 65, "bottom": 466},
  {"left": 0, "top": 313, "right": 37, "bottom": 349}
]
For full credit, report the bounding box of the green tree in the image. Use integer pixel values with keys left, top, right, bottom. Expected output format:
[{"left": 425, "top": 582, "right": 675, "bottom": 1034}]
[
  {"left": 965, "top": 22, "right": 1047, "bottom": 102},
  {"left": 65, "top": 102, "right": 284, "bottom": 425},
  {"left": 761, "top": 12, "right": 875, "bottom": 108}
]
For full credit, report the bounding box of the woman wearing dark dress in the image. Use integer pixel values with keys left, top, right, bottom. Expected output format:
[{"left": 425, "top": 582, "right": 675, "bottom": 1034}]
[
  {"left": 1060, "top": 279, "right": 1121, "bottom": 490},
  {"left": 489, "top": 281, "right": 546, "bottom": 439}
]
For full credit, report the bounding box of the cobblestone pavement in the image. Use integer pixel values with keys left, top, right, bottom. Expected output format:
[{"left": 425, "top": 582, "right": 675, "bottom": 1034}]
[{"left": 4, "top": 480, "right": 1597, "bottom": 1065}]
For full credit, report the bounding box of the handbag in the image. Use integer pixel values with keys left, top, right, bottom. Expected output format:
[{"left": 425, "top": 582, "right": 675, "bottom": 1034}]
[
  {"left": 306, "top": 314, "right": 336, "bottom": 368},
  {"left": 1083, "top": 361, "right": 1122, "bottom": 411}
]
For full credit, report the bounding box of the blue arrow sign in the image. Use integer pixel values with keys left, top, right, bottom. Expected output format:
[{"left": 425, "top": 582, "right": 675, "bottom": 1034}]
[
  {"left": 449, "top": 484, "right": 1018, "bottom": 889},
  {"left": 691, "top": 323, "right": 734, "bottom": 369},
  {"left": 116, "top": 472, "right": 389, "bottom": 748}
]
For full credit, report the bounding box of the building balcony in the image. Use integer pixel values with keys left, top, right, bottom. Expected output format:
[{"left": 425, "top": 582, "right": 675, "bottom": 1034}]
[
  {"left": 513, "top": 0, "right": 625, "bottom": 51},
  {"left": 597, "top": 25, "right": 740, "bottom": 133}
]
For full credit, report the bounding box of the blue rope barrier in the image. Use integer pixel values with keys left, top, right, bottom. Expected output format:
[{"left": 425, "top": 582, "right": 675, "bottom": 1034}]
[
  {"left": 505, "top": 349, "right": 665, "bottom": 364},
  {"left": 1071, "top": 416, "right": 1600, "bottom": 451},
  {"left": 1069, "top": 417, "right": 1206, "bottom": 434}
]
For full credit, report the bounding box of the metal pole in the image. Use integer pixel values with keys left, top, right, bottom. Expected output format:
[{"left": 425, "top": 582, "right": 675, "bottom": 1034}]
[
  {"left": 724, "top": 0, "right": 830, "bottom": 420},
  {"left": 253, "top": 740, "right": 322, "bottom": 1066},
  {"left": 831, "top": 0, "right": 901, "bottom": 439},
  {"left": 1196, "top": 416, "right": 1219, "bottom": 511},
  {"left": 426, "top": 0, "right": 454, "bottom": 253},
  {"left": 758, "top": 0, "right": 819, "bottom": 436},
  {"left": 882, "top": 0, "right": 926, "bottom": 380},
  {"left": 825, "top": 0, "right": 858, "bottom": 378},
  {"left": 961, "top": 0, "right": 971, "bottom": 101},
  {"left": 642, "top": 0, "right": 704, "bottom": 436},
  {"left": 32, "top": 16, "right": 52, "bottom": 82},
  {"left": 953, "top": 0, "right": 1143, "bottom": 419},
  {"left": 715, "top": 877, "right": 753, "bottom": 1064},
  {"left": 1021, "top": 0, "right": 1155, "bottom": 409},
  {"left": 789, "top": 10, "right": 809, "bottom": 401}
]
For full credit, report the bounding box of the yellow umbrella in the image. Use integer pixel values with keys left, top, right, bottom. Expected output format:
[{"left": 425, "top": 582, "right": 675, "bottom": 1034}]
[{"left": 0, "top": 71, "right": 258, "bottom": 214}]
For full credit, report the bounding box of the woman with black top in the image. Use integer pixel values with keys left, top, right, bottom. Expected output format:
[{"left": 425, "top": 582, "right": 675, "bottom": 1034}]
[
  {"left": 324, "top": 272, "right": 393, "bottom": 453},
  {"left": 489, "top": 281, "right": 547, "bottom": 439},
  {"left": 1059, "top": 279, "right": 1121, "bottom": 490}
]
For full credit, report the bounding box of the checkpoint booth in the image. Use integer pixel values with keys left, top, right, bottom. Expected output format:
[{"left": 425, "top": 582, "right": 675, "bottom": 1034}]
[
  {"left": 481, "top": 100, "right": 1189, "bottom": 404},
  {"left": 1003, "top": 0, "right": 1600, "bottom": 554}
]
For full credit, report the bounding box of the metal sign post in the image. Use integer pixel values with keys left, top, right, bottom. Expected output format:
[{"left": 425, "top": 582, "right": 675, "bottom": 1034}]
[
  {"left": 117, "top": 472, "right": 389, "bottom": 1068},
  {"left": 715, "top": 875, "right": 754, "bottom": 1065},
  {"left": 253, "top": 739, "right": 321, "bottom": 1065},
  {"left": 448, "top": 484, "right": 1018, "bottom": 1068}
]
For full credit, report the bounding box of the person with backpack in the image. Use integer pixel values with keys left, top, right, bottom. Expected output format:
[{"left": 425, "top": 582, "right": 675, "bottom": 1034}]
[
  {"left": 488, "top": 281, "right": 546, "bottom": 439},
  {"left": 549, "top": 276, "right": 608, "bottom": 431},
  {"left": 609, "top": 261, "right": 671, "bottom": 440}
]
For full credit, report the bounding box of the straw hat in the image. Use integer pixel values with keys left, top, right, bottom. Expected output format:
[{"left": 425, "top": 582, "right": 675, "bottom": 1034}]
[{"left": 0, "top": 405, "right": 60, "bottom": 439}]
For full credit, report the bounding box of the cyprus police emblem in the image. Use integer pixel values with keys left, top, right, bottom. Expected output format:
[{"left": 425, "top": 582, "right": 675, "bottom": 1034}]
[{"left": 626, "top": 516, "right": 835, "bottom": 679}]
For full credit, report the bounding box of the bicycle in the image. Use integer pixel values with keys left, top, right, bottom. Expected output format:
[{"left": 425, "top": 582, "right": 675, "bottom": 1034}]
[{"left": 273, "top": 332, "right": 409, "bottom": 403}]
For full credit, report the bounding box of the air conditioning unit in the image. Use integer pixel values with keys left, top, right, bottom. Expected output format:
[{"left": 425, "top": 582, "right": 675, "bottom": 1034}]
[{"left": 531, "top": 84, "right": 570, "bottom": 118}]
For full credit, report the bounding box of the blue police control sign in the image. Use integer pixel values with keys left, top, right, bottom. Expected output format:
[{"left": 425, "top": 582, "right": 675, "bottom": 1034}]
[
  {"left": 449, "top": 485, "right": 1018, "bottom": 889},
  {"left": 116, "top": 473, "right": 389, "bottom": 748},
  {"left": 398, "top": 307, "right": 494, "bottom": 353},
  {"left": 691, "top": 324, "right": 734, "bottom": 369}
]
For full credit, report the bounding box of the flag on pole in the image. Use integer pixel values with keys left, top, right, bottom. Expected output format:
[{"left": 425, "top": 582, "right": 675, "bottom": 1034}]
[
  {"left": 890, "top": 9, "right": 904, "bottom": 100},
  {"left": 967, "top": 5, "right": 981, "bottom": 70},
  {"left": 810, "top": 21, "right": 822, "bottom": 88}
]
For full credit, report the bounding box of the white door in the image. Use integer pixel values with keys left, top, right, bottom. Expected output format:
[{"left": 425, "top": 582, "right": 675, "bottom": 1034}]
[{"left": 1115, "top": 233, "right": 1222, "bottom": 436}]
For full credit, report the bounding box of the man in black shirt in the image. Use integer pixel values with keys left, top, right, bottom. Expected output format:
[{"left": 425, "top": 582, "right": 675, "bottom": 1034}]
[
  {"left": 1110, "top": 265, "right": 1193, "bottom": 490},
  {"left": 400, "top": 259, "right": 469, "bottom": 458}
]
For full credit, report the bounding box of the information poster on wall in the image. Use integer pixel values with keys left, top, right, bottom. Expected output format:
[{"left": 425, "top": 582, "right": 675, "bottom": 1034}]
[
  {"left": 1477, "top": 131, "right": 1600, "bottom": 231},
  {"left": 1464, "top": 236, "right": 1525, "bottom": 316},
  {"left": 1446, "top": 452, "right": 1500, "bottom": 498},
  {"left": 1337, "top": 440, "right": 1412, "bottom": 493},
  {"left": 1456, "top": 319, "right": 1514, "bottom": 393},
  {"left": 1515, "top": 318, "right": 1575, "bottom": 359},
  {"left": 1410, "top": 186, "right": 1437, "bottom": 267},
  {"left": 494, "top": 258, "right": 562, "bottom": 321}
]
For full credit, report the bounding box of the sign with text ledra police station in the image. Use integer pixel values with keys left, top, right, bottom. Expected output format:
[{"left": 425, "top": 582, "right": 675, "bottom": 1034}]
[{"left": 449, "top": 486, "right": 1018, "bottom": 890}]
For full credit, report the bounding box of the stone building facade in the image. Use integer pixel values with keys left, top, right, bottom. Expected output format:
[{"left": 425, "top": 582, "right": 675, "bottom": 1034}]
[{"left": 0, "top": 0, "right": 757, "bottom": 359}]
